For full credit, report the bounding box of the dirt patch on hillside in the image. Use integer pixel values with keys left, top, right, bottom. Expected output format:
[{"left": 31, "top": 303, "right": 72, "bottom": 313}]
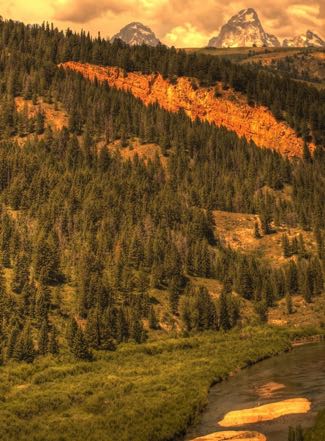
[
  {"left": 15, "top": 97, "right": 68, "bottom": 131},
  {"left": 106, "top": 138, "right": 168, "bottom": 168},
  {"left": 213, "top": 210, "right": 316, "bottom": 266}
]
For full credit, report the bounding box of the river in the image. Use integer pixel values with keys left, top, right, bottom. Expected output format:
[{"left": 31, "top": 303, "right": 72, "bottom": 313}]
[{"left": 186, "top": 343, "right": 325, "bottom": 441}]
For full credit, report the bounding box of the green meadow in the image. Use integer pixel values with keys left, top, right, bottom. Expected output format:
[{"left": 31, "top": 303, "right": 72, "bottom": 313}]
[{"left": 0, "top": 327, "right": 291, "bottom": 441}]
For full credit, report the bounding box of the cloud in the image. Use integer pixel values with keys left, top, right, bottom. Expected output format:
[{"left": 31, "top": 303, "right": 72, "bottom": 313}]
[
  {"left": 52, "top": 0, "right": 137, "bottom": 22},
  {"left": 165, "top": 23, "right": 211, "bottom": 47}
]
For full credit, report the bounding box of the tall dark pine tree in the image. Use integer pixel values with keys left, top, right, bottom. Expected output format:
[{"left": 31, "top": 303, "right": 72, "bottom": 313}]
[
  {"left": 72, "top": 327, "right": 92, "bottom": 360},
  {"left": 219, "top": 281, "right": 231, "bottom": 331}
]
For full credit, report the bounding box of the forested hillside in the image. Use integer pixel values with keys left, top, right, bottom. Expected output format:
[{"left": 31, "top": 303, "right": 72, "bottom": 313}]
[
  {"left": 0, "top": 18, "right": 323, "bottom": 364},
  {"left": 0, "top": 18, "right": 324, "bottom": 145}
]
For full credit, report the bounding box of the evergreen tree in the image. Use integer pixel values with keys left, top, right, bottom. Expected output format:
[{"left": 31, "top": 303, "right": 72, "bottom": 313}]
[
  {"left": 286, "top": 292, "right": 293, "bottom": 314},
  {"left": 35, "top": 286, "right": 51, "bottom": 323},
  {"left": 72, "top": 327, "right": 92, "bottom": 360},
  {"left": 38, "top": 320, "right": 49, "bottom": 356},
  {"left": 66, "top": 317, "right": 78, "bottom": 350},
  {"left": 49, "top": 326, "right": 59, "bottom": 355},
  {"left": 219, "top": 281, "right": 231, "bottom": 331},
  {"left": 13, "top": 323, "right": 35, "bottom": 363},
  {"left": 148, "top": 306, "right": 159, "bottom": 330},
  {"left": 282, "top": 234, "right": 291, "bottom": 258},
  {"left": 254, "top": 221, "right": 261, "bottom": 239},
  {"left": 6, "top": 323, "right": 20, "bottom": 360},
  {"left": 254, "top": 301, "right": 268, "bottom": 323},
  {"left": 85, "top": 309, "right": 101, "bottom": 349},
  {"left": 11, "top": 253, "right": 30, "bottom": 294}
]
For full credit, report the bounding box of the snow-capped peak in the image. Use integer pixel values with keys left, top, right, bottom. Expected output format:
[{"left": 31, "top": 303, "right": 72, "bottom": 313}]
[
  {"left": 111, "top": 22, "right": 161, "bottom": 47},
  {"left": 208, "top": 8, "right": 280, "bottom": 48},
  {"left": 283, "top": 30, "right": 325, "bottom": 48}
]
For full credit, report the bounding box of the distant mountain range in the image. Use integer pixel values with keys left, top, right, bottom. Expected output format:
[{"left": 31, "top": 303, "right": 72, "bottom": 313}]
[
  {"left": 283, "top": 30, "right": 325, "bottom": 48},
  {"left": 112, "top": 9, "right": 324, "bottom": 48},
  {"left": 208, "top": 8, "right": 324, "bottom": 48}
]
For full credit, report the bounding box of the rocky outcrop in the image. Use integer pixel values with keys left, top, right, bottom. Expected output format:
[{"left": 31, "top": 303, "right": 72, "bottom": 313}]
[
  {"left": 61, "top": 61, "right": 307, "bottom": 157},
  {"left": 218, "top": 398, "right": 311, "bottom": 427},
  {"left": 191, "top": 431, "right": 266, "bottom": 441}
]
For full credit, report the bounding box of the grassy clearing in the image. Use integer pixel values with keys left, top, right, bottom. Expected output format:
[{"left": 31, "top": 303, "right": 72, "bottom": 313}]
[
  {"left": 0, "top": 327, "right": 291, "bottom": 441},
  {"left": 213, "top": 209, "right": 317, "bottom": 267}
]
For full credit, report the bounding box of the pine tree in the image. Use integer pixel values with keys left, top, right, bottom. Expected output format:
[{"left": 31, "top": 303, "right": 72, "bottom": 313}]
[
  {"left": 13, "top": 323, "right": 35, "bottom": 363},
  {"left": 254, "top": 300, "right": 268, "bottom": 323},
  {"left": 254, "top": 221, "right": 261, "bottom": 239},
  {"left": 314, "top": 228, "right": 324, "bottom": 260},
  {"left": 48, "top": 326, "right": 59, "bottom": 355},
  {"left": 116, "top": 308, "right": 129, "bottom": 343},
  {"left": 6, "top": 324, "right": 20, "bottom": 360},
  {"left": 72, "top": 327, "right": 92, "bottom": 360},
  {"left": 303, "top": 142, "right": 312, "bottom": 163},
  {"left": 38, "top": 320, "right": 49, "bottom": 356},
  {"left": 85, "top": 309, "right": 101, "bottom": 349},
  {"left": 35, "top": 286, "right": 51, "bottom": 323},
  {"left": 35, "top": 111, "right": 45, "bottom": 134},
  {"left": 219, "top": 281, "right": 231, "bottom": 331},
  {"left": 100, "top": 309, "right": 117, "bottom": 351},
  {"left": 286, "top": 261, "right": 298, "bottom": 294},
  {"left": 34, "top": 234, "right": 61, "bottom": 285},
  {"left": 301, "top": 265, "right": 313, "bottom": 303},
  {"left": 282, "top": 234, "right": 291, "bottom": 258},
  {"left": 11, "top": 253, "right": 30, "bottom": 293},
  {"left": 148, "top": 306, "right": 159, "bottom": 330},
  {"left": 168, "top": 276, "right": 181, "bottom": 314},
  {"left": 66, "top": 317, "right": 78, "bottom": 349},
  {"left": 309, "top": 257, "right": 324, "bottom": 296},
  {"left": 285, "top": 292, "right": 293, "bottom": 314},
  {"left": 130, "top": 313, "right": 147, "bottom": 344},
  {"left": 179, "top": 296, "right": 191, "bottom": 332}
]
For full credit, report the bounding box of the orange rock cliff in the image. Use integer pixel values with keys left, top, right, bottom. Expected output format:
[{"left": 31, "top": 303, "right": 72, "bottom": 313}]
[{"left": 61, "top": 61, "right": 307, "bottom": 157}]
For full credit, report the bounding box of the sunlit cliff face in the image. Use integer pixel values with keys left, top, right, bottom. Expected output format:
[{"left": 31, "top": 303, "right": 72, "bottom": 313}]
[
  {"left": 1, "top": 0, "right": 324, "bottom": 47},
  {"left": 61, "top": 61, "right": 309, "bottom": 158}
]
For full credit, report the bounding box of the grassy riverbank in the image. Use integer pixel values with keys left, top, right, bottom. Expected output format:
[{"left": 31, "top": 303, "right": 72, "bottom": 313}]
[
  {"left": 0, "top": 327, "right": 291, "bottom": 441},
  {"left": 306, "top": 410, "right": 325, "bottom": 441}
]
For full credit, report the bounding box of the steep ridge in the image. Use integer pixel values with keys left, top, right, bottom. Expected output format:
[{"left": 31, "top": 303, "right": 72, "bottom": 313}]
[{"left": 61, "top": 61, "right": 307, "bottom": 157}]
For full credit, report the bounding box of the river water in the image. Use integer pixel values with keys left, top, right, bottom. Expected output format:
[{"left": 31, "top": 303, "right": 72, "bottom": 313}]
[{"left": 186, "top": 343, "right": 325, "bottom": 441}]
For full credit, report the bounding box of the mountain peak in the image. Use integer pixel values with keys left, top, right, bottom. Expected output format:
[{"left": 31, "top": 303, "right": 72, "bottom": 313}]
[
  {"left": 208, "top": 8, "right": 279, "bottom": 48},
  {"left": 283, "top": 30, "right": 324, "bottom": 47},
  {"left": 234, "top": 8, "right": 259, "bottom": 21},
  {"left": 111, "top": 22, "right": 160, "bottom": 47}
]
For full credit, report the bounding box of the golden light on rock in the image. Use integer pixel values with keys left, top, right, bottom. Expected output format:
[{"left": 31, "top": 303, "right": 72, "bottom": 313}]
[{"left": 61, "top": 61, "right": 310, "bottom": 158}]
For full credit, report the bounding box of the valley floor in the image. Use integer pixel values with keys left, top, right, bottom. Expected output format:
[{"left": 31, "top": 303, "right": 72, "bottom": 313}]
[{"left": 0, "top": 327, "right": 294, "bottom": 441}]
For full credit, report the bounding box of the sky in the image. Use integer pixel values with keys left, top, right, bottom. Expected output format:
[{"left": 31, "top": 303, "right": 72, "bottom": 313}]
[{"left": 0, "top": 0, "right": 324, "bottom": 47}]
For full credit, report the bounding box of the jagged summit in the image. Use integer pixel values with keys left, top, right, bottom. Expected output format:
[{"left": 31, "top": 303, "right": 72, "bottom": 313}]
[
  {"left": 111, "top": 22, "right": 160, "bottom": 47},
  {"left": 283, "top": 30, "right": 325, "bottom": 48},
  {"left": 208, "top": 8, "right": 280, "bottom": 48}
]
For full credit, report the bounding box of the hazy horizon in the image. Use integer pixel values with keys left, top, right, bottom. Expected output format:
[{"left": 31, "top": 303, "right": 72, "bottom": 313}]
[{"left": 0, "top": 1, "right": 324, "bottom": 48}]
